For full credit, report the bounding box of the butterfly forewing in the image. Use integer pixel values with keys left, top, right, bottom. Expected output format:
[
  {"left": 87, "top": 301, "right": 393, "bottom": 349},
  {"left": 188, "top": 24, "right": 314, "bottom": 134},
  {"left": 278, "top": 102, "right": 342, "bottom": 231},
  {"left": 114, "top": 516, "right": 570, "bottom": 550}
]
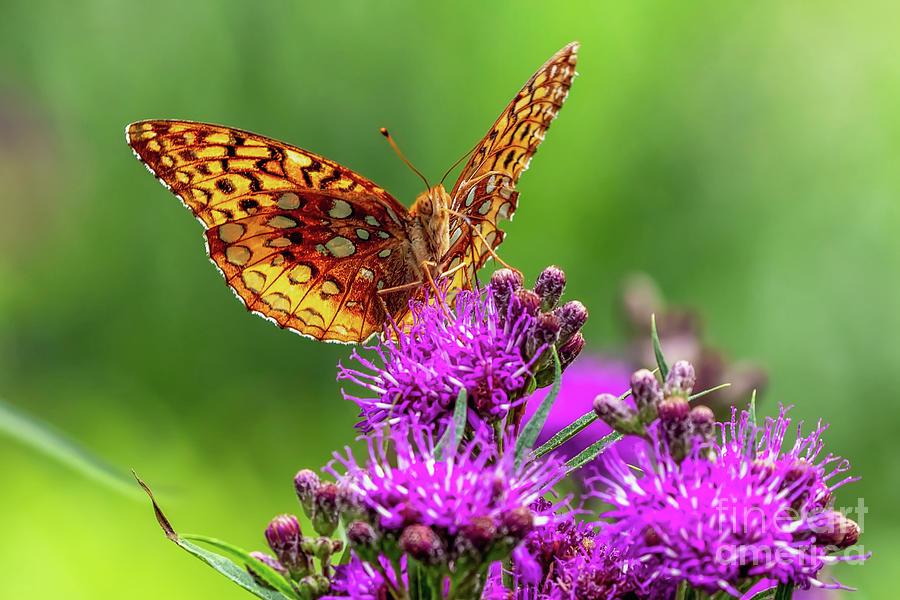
[
  {"left": 445, "top": 42, "right": 578, "bottom": 291},
  {"left": 127, "top": 120, "right": 414, "bottom": 343}
]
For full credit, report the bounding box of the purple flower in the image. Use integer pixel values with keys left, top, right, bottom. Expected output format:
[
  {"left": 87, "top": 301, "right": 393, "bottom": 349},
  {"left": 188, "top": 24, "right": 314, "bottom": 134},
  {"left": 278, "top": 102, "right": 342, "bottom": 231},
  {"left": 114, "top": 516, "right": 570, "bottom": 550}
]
[
  {"left": 542, "top": 536, "right": 670, "bottom": 600},
  {"left": 484, "top": 505, "right": 671, "bottom": 600},
  {"left": 327, "top": 423, "right": 563, "bottom": 555},
  {"left": 588, "top": 405, "right": 868, "bottom": 596},
  {"left": 338, "top": 285, "right": 536, "bottom": 432},
  {"left": 521, "top": 355, "right": 632, "bottom": 459},
  {"left": 322, "top": 554, "right": 403, "bottom": 600}
]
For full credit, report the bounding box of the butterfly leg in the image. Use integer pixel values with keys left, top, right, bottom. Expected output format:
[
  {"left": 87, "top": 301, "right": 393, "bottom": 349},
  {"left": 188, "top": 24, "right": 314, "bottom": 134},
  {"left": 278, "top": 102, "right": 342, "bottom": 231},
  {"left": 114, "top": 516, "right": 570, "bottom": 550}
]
[
  {"left": 375, "top": 294, "right": 404, "bottom": 340},
  {"left": 445, "top": 208, "right": 520, "bottom": 276}
]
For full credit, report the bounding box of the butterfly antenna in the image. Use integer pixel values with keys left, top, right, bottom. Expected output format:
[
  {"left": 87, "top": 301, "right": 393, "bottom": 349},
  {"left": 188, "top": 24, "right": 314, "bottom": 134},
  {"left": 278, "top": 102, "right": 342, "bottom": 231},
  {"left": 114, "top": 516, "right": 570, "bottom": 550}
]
[
  {"left": 380, "top": 128, "right": 430, "bottom": 189},
  {"left": 439, "top": 136, "right": 481, "bottom": 186}
]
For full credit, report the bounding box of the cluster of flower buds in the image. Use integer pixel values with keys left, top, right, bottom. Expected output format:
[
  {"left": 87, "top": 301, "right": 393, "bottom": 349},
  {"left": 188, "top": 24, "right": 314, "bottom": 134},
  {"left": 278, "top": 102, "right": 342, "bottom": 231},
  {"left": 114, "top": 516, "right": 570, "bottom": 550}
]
[
  {"left": 337, "top": 490, "right": 541, "bottom": 585},
  {"left": 490, "top": 265, "right": 588, "bottom": 389},
  {"left": 246, "top": 512, "right": 342, "bottom": 599},
  {"left": 593, "top": 360, "right": 715, "bottom": 461}
]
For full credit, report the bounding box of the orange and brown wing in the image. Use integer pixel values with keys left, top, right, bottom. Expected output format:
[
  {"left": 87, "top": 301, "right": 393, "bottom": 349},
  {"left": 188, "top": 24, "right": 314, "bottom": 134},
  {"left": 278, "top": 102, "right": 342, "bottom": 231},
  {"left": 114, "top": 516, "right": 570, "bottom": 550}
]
[
  {"left": 127, "top": 120, "right": 413, "bottom": 343},
  {"left": 445, "top": 42, "right": 578, "bottom": 289}
]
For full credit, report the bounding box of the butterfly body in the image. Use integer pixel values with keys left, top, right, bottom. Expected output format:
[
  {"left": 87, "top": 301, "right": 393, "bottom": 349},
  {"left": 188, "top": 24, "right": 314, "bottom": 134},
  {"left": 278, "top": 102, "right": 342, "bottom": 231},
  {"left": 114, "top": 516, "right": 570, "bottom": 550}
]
[
  {"left": 406, "top": 184, "right": 452, "bottom": 282},
  {"left": 127, "top": 41, "right": 579, "bottom": 343}
]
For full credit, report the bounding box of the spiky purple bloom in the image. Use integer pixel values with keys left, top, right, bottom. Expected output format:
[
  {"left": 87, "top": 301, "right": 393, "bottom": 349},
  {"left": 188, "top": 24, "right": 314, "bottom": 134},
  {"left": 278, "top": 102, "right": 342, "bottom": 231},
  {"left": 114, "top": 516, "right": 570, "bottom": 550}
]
[
  {"left": 327, "top": 423, "right": 564, "bottom": 546},
  {"left": 338, "top": 286, "right": 536, "bottom": 432},
  {"left": 484, "top": 505, "right": 671, "bottom": 600},
  {"left": 588, "top": 405, "right": 868, "bottom": 596},
  {"left": 541, "top": 538, "right": 669, "bottom": 600},
  {"left": 322, "top": 554, "right": 403, "bottom": 600}
]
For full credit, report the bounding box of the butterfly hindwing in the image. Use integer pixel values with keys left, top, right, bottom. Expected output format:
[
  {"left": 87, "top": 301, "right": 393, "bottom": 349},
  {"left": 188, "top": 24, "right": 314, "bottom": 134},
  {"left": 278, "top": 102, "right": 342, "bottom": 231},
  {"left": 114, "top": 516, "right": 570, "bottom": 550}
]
[{"left": 127, "top": 120, "right": 414, "bottom": 342}]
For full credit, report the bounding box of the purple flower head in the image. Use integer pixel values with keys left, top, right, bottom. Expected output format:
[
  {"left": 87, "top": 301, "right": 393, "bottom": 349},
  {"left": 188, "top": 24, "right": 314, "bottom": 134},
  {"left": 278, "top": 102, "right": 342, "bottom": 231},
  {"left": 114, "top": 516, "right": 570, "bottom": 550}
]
[
  {"left": 322, "top": 554, "right": 403, "bottom": 600},
  {"left": 588, "top": 404, "right": 868, "bottom": 596},
  {"left": 541, "top": 537, "right": 669, "bottom": 600},
  {"left": 326, "top": 422, "right": 564, "bottom": 568},
  {"left": 484, "top": 506, "right": 670, "bottom": 600},
  {"left": 338, "top": 284, "right": 537, "bottom": 433}
]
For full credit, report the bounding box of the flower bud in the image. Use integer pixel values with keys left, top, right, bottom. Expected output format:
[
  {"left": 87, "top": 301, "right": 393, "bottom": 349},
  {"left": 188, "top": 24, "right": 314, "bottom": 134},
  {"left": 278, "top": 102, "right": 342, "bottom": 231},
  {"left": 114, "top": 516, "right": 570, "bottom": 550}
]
[
  {"left": 346, "top": 520, "right": 379, "bottom": 562},
  {"left": 511, "top": 288, "right": 542, "bottom": 319},
  {"left": 246, "top": 551, "right": 288, "bottom": 588},
  {"left": 593, "top": 393, "right": 638, "bottom": 433},
  {"left": 783, "top": 459, "right": 812, "bottom": 486},
  {"left": 658, "top": 396, "right": 690, "bottom": 423},
  {"left": 527, "top": 312, "right": 561, "bottom": 358},
  {"left": 499, "top": 506, "right": 535, "bottom": 540},
  {"left": 534, "top": 265, "right": 566, "bottom": 311},
  {"left": 312, "top": 482, "right": 340, "bottom": 536},
  {"left": 301, "top": 536, "right": 339, "bottom": 563},
  {"left": 298, "top": 574, "right": 331, "bottom": 598},
  {"left": 457, "top": 515, "right": 498, "bottom": 555},
  {"left": 659, "top": 396, "right": 691, "bottom": 461},
  {"left": 490, "top": 268, "right": 524, "bottom": 315},
  {"left": 399, "top": 524, "right": 446, "bottom": 565},
  {"left": 294, "top": 469, "right": 320, "bottom": 517},
  {"left": 336, "top": 479, "right": 366, "bottom": 522},
  {"left": 558, "top": 332, "right": 585, "bottom": 370},
  {"left": 689, "top": 405, "right": 715, "bottom": 443},
  {"left": 813, "top": 511, "right": 861, "bottom": 549},
  {"left": 265, "top": 514, "right": 311, "bottom": 578},
  {"left": 664, "top": 360, "right": 696, "bottom": 397},
  {"left": 554, "top": 300, "right": 588, "bottom": 343},
  {"left": 630, "top": 369, "right": 662, "bottom": 422}
]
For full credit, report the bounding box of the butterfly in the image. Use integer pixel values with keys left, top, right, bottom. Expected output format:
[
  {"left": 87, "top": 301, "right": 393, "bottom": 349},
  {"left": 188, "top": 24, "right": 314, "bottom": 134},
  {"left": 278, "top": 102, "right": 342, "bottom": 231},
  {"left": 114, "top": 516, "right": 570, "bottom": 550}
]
[{"left": 127, "top": 41, "right": 578, "bottom": 343}]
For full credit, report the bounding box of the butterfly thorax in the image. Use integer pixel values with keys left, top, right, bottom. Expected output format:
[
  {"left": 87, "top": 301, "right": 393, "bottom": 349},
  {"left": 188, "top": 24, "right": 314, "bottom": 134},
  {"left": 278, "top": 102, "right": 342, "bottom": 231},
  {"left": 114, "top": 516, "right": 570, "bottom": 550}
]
[{"left": 407, "top": 184, "right": 451, "bottom": 279}]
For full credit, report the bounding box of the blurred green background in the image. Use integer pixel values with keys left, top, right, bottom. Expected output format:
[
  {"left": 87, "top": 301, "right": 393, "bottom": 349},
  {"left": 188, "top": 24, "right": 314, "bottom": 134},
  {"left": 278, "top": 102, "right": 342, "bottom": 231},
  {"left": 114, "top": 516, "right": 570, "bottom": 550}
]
[{"left": 0, "top": 1, "right": 895, "bottom": 597}]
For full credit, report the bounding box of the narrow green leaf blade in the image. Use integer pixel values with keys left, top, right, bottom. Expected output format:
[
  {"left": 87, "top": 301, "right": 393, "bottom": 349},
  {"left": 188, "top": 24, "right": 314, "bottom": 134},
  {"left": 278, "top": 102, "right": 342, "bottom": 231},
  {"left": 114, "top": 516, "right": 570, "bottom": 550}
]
[
  {"left": 183, "top": 535, "right": 300, "bottom": 600},
  {"left": 651, "top": 314, "right": 669, "bottom": 380},
  {"left": 515, "top": 347, "right": 561, "bottom": 468},
  {"left": 773, "top": 582, "right": 794, "bottom": 600},
  {"left": 688, "top": 383, "right": 731, "bottom": 402},
  {"left": 175, "top": 538, "right": 290, "bottom": 600},
  {"left": 434, "top": 389, "right": 467, "bottom": 460},
  {"left": 0, "top": 397, "right": 142, "bottom": 500},
  {"left": 745, "top": 587, "right": 777, "bottom": 600},
  {"left": 134, "top": 473, "right": 295, "bottom": 600},
  {"left": 745, "top": 388, "right": 759, "bottom": 459},
  {"left": 748, "top": 388, "right": 758, "bottom": 428},
  {"left": 533, "top": 410, "right": 597, "bottom": 458},
  {"left": 564, "top": 431, "right": 623, "bottom": 473}
]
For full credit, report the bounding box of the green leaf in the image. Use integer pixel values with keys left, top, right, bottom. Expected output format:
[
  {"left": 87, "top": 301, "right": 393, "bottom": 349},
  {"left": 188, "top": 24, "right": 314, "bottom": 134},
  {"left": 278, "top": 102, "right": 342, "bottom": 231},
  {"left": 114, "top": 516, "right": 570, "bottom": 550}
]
[
  {"left": 651, "top": 314, "right": 669, "bottom": 380},
  {"left": 564, "top": 431, "right": 623, "bottom": 473},
  {"left": 532, "top": 409, "right": 597, "bottom": 458},
  {"left": 745, "top": 587, "right": 777, "bottom": 600},
  {"left": 688, "top": 383, "right": 732, "bottom": 402},
  {"left": 0, "top": 398, "right": 142, "bottom": 500},
  {"left": 745, "top": 388, "right": 759, "bottom": 458},
  {"left": 434, "top": 389, "right": 467, "bottom": 460},
  {"left": 184, "top": 535, "right": 301, "bottom": 600},
  {"left": 175, "top": 538, "right": 292, "bottom": 600},
  {"left": 133, "top": 473, "right": 296, "bottom": 600},
  {"left": 532, "top": 385, "right": 635, "bottom": 459},
  {"left": 748, "top": 388, "right": 758, "bottom": 428},
  {"left": 773, "top": 583, "right": 794, "bottom": 600},
  {"left": 515, "top": 347, "right": 561, "bottom": 468}
]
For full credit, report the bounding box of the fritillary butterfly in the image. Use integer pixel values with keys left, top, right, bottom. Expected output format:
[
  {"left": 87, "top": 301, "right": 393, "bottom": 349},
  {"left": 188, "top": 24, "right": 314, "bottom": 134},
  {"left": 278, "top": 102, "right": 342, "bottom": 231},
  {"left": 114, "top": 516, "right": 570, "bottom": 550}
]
[{"left": 127, "top": 42, "right": 578, "bottom": 343}]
